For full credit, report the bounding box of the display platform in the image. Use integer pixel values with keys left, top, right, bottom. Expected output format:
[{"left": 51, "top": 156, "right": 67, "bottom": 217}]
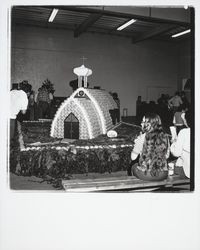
[{"left": 10, "top": 120, "right": 141, "bottom": 189}]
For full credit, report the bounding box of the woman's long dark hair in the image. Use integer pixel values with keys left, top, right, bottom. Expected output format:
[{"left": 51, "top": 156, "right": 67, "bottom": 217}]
[{"left": 139, "top": 113, "right": 169, "bottom": 176}]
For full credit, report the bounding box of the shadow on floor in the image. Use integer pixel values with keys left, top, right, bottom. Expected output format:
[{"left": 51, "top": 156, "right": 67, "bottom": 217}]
[{"left": 9, "top": 173, "right": 61, "bottom": 191}]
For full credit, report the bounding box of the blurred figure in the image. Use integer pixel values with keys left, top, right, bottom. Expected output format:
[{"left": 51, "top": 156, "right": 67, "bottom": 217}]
[
  {"left": 136, "top": 96, "right": 142, "bottom": 114},
  {"left": 180, "top": 91, "right": 189, "bottom": 109},
  {"left": 157, "top": 94, "right": 171, "bottom": 127},
  {"left": 170, "top": 110, "right": 191, "bottom": 178},
  {"left": 112, "top": 92, "right": 120, "bottom": 123},
  {"left": 10, "top": 84, "right": 29, "bottom": 140},
  {"left": 36, "top": 86, "right": 52, "bottom": 119},
  {"left": 168, "top": 91, "right": 183, "bottom": 113},
  {"left": 157, "top": 93, "right": 166, "bottom": 106},
  {"left": 136, "top": 96, "right": 142, "bottom": 124},
  {"left": 173, "top": 104, "right": 187, "bottom": 134},
  {"left": 28, "top": 90, "right": 36, "bottom": 120}
]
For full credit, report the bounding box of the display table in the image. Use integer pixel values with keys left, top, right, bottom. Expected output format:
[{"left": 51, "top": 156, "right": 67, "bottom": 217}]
[{"left": 10, "top": 120, "right": 141, "bottom": 189}]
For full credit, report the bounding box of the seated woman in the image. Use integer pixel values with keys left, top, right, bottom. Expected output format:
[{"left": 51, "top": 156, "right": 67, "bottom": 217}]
[
  {"left": 170, "top": 110, "right": 191, "bottom": 178},
  {"left": 130, "top": 113, "right": 170, "bottom": 181}
]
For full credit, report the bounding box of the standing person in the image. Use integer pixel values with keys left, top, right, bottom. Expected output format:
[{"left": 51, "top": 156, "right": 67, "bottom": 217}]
[
  {"left": 48, "top": 90, "right": 54, "bottom": 118},
  {"left": 168, "top": 91, "right": 183, "bottom": 113},
  {"left": 180, "top": 91, "right": 189, "bottom": 109},
  {"left": 157, "top": 93, "right": 166, "bottom": 106},
  {"left": 36, "top": 86, "right": 52, "bottom": 119},
  {"left": 172, "top": 105, "right": 187, "bottom": 134},
  {"left": 28, "top": 90, "right": 36, "bottom": 120},
  {"left": 136, "top": 96, "right": 142, "bottom": 123},
  {"left": 112, "top": 92, "right": 120, "bottom": 123},
  {"left": 10, "top": 84, "right": 29, "bottom": 141},
  {"left": 129, "top": 113, "right": 170, "bottom": 181},
  {"left": 159, "top": 94, "right": 171, "bottom": 127},
  {"left": 170, "top": 110, "right": 191, "bottom": 178}
]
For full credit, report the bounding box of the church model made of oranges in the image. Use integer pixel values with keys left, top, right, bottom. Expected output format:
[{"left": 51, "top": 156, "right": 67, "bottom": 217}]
[{"left": 50, "top": 64, "right": 118, "bottom": 140}]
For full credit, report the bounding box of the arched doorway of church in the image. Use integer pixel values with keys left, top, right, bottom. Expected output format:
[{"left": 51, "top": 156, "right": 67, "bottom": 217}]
[{"left": 64, "top": 113, "right": 79, "bottom": 139}]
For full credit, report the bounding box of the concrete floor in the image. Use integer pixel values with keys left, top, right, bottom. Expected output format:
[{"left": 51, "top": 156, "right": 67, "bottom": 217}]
[
  {"left": 9, "top": 172, "right": 190, "bottom": 192},
  {"left": 9, "top": 173, "right": 60, "bottom": 191}
]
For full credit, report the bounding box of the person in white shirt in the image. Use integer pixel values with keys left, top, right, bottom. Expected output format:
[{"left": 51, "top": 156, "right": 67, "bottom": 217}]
[
  {"left": 168, "top": 91, "right": 183, "bottom": 112},
  {"left": 130, "top": 113, "right": 170, "bottom": 181},
  {"left": 172, "top": 104, "right": 187, "bottom": 134},
  {"left": 170, "top": 110, "right": 191, "bottom": 178},
  {"left": 10, "top": 86, "right": 29, "bottom": 140}
]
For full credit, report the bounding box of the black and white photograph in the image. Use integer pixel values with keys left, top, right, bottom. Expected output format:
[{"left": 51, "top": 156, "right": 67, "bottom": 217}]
[
  {"left": 0, "top": 2, "right": 200, "bottom": 250},
  {"left": 9, "top": 5, "right": 194, "bottom": 192}
]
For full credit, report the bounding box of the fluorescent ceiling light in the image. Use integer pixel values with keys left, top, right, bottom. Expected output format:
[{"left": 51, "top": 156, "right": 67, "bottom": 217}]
[
  {"left": 171, "top": 29, "right": 191, "bottom": 38},
  {"left": 48, "top": 9, "right": 59, "bottom": 22},
  {"left": 117, "top": 19, "right": 136, "bottom": 31}
]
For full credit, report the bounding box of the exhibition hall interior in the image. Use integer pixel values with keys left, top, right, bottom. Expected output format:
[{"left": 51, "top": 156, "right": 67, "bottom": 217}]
[{"left": 10, "top": 5, "right": 194, "bottom": 191}]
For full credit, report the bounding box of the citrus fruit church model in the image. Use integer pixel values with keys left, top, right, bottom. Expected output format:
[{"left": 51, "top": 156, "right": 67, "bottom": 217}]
[
  {"left": 11, "top": 64, "right": 142, "bottom": 189},
  {"left": 50, "top": 64, "right": 118, "bottom": 140}
]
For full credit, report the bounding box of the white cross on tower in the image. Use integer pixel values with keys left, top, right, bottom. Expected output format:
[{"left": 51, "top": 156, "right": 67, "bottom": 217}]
[{"left": 81, "top": 56, "right": 87, "bottom": 65}]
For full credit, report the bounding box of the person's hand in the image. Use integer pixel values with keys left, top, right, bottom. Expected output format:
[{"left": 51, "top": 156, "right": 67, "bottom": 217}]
[
  {"left": 171, "top": 137, "right": 177, "bottom": 144},
  {"left": 134, "top": 132, "right": 143, "bottom": 143},
  {"left": 21, "top": 109, "right": 27, "bottom": 114}
]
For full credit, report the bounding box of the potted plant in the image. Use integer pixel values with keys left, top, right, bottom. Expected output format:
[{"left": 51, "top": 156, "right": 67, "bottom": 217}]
[{"left": 42, "top": 78, "right": 55, "bottom": 94}]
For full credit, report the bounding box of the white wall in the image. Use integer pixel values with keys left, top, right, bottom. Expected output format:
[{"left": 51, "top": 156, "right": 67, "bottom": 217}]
[
  {"left": 11, "top": 25, "right": 183, "bottom": 115},
  {"left": 177, "top": 38, "right": 191, "bottom": 88}
]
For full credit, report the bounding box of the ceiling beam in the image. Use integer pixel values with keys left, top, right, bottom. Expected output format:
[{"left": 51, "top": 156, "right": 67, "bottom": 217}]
[
  {"left": 12, "top": 18, "right": 75, "bottom": 31},
  {"left": 41, "top": 6, "right": 191, "bottom": 27},
  {"left": 74, "top": 13, "right": 102, "bottom": 37},
  {"left": 132, "top": 24, "right": 179, "bottom": 43}
]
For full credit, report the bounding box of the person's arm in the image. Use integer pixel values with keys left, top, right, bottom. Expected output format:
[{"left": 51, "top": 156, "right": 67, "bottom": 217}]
[
  {"left": 181, "top": 112, "right": 188, "bottom": 127},
  {"left": 34, "top": 92, "right": 38, "bottom": 103},
  {"left": 166, "top": 138, "right": 170, "bottom": 159},
  {"left": 49, "top": 92, "right": 53, "bottom": 103},
  {"left": 170, "top": 130, "right": 184, "bottom": 157},
  {"left": 168, "top": 98, "right": 174, "bottom": 110},
  {"left": 131, "top": 133, "right": 145, "bottom": 160},
  {"left": 168, "top": 97, "right": 173, "bottom": 106},
  {"left": 20, "top": 91, "right": 28, "bottom": 113},
  {"left": 173, "top": 114, "right": 176, "bottom": 125},
  {"left": 20, "top": 91, "right": 28, "bottom": 107}
]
